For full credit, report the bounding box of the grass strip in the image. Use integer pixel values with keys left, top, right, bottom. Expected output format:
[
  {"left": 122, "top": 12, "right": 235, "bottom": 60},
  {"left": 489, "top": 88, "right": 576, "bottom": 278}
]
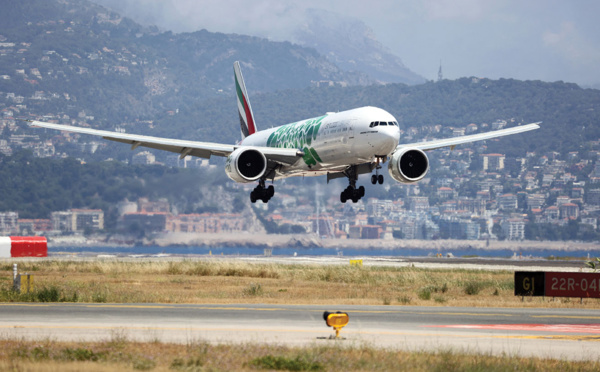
[{"left": 1, "top": 338, "right": 599, "bottom": 372}]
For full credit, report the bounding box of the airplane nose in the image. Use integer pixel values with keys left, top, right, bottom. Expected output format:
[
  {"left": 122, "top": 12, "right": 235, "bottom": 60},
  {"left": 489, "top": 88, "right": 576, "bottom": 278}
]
[{"left": 377, "top": 127, "right": 400, "bottom": 154}]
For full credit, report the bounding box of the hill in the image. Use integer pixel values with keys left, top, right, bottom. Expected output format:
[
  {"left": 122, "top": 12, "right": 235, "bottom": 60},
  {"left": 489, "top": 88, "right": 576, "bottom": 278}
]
[
  {"left": 0, "top": 0, "right": 370, "bottom": 124},
  {"left": 2, "top": 0, "right": 600, "bottom": 162},
  {"left": 143, "top": 78, "right": 600, "bottom": 159}
]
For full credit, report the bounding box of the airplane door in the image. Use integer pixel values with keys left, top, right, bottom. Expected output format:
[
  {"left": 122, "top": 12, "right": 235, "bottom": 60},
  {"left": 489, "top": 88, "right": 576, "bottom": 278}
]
[{"left": 343, "top": 120, "right": 355, "bottom": 145}]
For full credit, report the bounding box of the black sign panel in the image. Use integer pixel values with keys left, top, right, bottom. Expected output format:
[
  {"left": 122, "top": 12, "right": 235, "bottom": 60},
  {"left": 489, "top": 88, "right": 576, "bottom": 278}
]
[{"left": 514, "top": 272, "right": 545, "bottom": 296}]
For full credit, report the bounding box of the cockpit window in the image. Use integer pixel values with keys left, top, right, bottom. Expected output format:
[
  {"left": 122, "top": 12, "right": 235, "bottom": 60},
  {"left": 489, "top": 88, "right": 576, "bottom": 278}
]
[{"left": 370, "top": 121, "right": 400, "bottom": 127}]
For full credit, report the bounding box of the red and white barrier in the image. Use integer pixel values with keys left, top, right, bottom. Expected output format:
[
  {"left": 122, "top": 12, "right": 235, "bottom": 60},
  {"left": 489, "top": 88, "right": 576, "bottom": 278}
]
[{"left": 0, "top": 236, "right": 47, "bottom": 258}]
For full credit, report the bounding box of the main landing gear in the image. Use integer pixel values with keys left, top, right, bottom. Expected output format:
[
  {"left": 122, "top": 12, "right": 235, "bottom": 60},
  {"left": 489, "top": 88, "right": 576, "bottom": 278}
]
[
  {"left": 340, "top": 185, "right": 365, "bottom": 203},
  {"left": 250, "top": 180, "right": 274, "bottom": 203},
  {"left": 340, "top": 165, "right": 365, "bottom": 203}
]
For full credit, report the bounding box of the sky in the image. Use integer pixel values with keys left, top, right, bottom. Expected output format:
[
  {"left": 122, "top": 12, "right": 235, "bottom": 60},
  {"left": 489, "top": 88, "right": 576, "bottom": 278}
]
[{"left": 92, "top": 0, "right": 600, "bottom": 86}]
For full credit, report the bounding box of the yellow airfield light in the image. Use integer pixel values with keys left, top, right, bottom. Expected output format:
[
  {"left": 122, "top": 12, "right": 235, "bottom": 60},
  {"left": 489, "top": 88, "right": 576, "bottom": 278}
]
[{"left": 323, "top": 311, "right": 349, "bottom": 338}]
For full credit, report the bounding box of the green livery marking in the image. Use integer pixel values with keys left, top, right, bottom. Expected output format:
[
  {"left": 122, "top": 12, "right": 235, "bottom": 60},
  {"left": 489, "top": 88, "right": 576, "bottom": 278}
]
[{"left": 266, "top": 115, "right": 326, "bottom": 166}]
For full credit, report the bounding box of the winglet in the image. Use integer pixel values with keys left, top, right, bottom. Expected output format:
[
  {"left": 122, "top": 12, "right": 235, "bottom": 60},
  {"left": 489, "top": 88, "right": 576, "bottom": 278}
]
[{"left": 234, "top": 61, "right": 257, "bottom": 139}]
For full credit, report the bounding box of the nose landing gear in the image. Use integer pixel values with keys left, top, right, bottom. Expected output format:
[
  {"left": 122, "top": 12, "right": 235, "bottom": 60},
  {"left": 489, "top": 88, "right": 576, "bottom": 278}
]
[
  {"left": 371, "top": 156, "right": 385, "bottom": 185},
  {"left": 371, "top": 174, "right": 384, "bottom": 185}
]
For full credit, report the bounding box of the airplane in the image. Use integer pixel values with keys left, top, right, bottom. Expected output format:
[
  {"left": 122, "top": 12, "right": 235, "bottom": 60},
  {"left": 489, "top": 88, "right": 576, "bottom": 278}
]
[{"left": 26, "top": 61, "right": 540, "bottom": 204}]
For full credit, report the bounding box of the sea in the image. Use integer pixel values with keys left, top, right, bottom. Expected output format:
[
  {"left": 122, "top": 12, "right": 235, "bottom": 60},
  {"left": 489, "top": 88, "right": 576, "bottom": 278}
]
[{"left": 48, "top": 245, "right": 600, "bottom": 260}]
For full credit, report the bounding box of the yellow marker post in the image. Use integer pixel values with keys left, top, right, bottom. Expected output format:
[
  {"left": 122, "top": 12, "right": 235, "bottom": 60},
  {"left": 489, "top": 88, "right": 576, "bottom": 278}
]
[
  {"left": 19, "top": 274, "right": 34, "bottom": 294},
  {"left": 323, "top": 311, "right": 349, "bottom": 338},
  {"left": 349, "top": 259, "right": 363, "bottom": 267}
]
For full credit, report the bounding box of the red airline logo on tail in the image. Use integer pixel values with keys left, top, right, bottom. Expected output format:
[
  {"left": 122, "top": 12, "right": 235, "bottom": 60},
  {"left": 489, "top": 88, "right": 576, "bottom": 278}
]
[{"left": 234, "top": 62, "right": 257, "bottom": 138}]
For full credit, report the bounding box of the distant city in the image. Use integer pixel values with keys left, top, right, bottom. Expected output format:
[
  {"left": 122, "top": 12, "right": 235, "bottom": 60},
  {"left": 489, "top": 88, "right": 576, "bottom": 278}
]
[
  {"left": 1, "top": 103, "right": 599, "bottom": 242},
  {"left": 1, "top": 4, "right": 599, "bottom": 243}
]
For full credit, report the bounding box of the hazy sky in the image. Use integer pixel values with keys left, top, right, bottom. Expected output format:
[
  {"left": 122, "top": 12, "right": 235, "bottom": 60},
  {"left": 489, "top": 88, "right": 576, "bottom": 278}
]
[{"left": 93, "top": 0, "right": 600, "bottom": 86}]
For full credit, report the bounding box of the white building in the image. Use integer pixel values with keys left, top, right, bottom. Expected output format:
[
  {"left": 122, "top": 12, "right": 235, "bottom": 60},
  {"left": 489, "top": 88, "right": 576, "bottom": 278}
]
[{"left": 501, "top": 219, "right": 525, "bottom": 240}]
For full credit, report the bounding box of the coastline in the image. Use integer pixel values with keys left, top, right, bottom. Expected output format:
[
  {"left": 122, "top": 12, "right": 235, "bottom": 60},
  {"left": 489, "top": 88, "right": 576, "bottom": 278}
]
[
  {"left": 46, "top": 232, "right": 599, "bottom": 252},
  {"left": 147, "top": 232, "right": 598, "bottom": 252}
]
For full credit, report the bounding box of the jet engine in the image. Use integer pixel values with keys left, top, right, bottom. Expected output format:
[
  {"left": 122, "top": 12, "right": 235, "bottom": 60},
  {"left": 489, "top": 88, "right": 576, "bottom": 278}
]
[
  {"left": 388, "top": 147, "right": 429, "bottom": 183},
  {"left": 225, "top": 147, "right": 267, "bottom": 183}
]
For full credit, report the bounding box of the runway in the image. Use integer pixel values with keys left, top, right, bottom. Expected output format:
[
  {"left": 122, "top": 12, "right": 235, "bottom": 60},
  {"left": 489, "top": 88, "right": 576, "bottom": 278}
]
[{"left": 1, "top": 303, "right": 599, "bottom": 361}]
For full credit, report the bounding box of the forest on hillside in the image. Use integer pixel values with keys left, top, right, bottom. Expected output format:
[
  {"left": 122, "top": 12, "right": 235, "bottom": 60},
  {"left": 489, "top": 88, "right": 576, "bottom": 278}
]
[
  {"left": 150, "top": 78, "right": 600, "bottom": 158},
  {"left": 0, "top": 151, "right": 234, "bottom": 225}
]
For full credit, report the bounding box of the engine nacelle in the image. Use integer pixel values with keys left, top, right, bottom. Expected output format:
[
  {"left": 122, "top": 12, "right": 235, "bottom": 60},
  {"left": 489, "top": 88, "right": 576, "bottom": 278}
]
[
  {"left": 388, "top": 147, "right": 429, "bottom": 183},
  {"left": 225, "top": 147, "right": 267, "bottom": 183}
]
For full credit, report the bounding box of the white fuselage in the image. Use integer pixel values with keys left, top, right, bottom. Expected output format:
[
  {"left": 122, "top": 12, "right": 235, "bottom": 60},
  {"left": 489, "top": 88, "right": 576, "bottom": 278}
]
[{"left": 241, "top": 106, "right": 400, "bottom": 178}]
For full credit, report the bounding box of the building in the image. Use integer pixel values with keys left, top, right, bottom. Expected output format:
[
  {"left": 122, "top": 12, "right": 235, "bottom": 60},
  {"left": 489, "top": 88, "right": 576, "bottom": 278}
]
[
  {"left": 482, "top": 154, "right": 505, "bottom": 172},
  {"left": 51, "top": 209, "right": 104, "bottom": 233},
  {"left": 18, "top": 219, "right": 51, "bottom": 235},
  {"left": 498, "top": 194, "right": 518, "bottom": 210},
  {"left": 544, "top": 206, "right": 560, "bottom": 221},
  {"left": 51, "top": 211, "right": 76, "bottom": 232},
  {"left": 439, "top": 218, "right": 480, "bottom": 240},
  {"left": 501, "top": 219, "right": 526, "bottom": 240},
  {"left": 132, "top": 151, "right": 156, "bottom": 165},
  {"left": 123, "top": 212, "right": 168, "bottom": 232},
  {"left": 166, "top": 213, "right": 246, "bottom": 233},
  {"left": 366, "top": 199, "right": 394, "bottom": 217},
  {"left": 74, "top": 209, "right": 104, "bottom": 232},
  {"left": 458, "top": 198, "right": 486, "bottom": 216},
  {"left": 559, "top": 203, "right": 579, "bottom": 220},
  {"left": 311, "top": 216, "right": 336, "bottom": 237},
  {"left": 406, "top": 197, "right": 429, "bottom": 212},
  {"left": 0, "top": 212, "right": 18, "bottom": 234},
  {"left": 588, "top": 189, "right": 600, "bottom": 205},
  {"left": 466, "top": 123, "right": 478, "bottom": 134},
  {"left": 348, "top": 225, "right": 382, "bottom": 239},
  {"left": 581, "top": 217, "right": 598, "bottom": 230},
  {"left": 556, "top": 196, "right": 571, "bottom": 207},
  {"left": 138, "top": 198, "right": 170, "bottom": 213},
  {"left": 437, "top": 187, "right": 455, "bottom": 199},
  {"left": 526, "top": 194, "right": 546, "bottom": 210}
]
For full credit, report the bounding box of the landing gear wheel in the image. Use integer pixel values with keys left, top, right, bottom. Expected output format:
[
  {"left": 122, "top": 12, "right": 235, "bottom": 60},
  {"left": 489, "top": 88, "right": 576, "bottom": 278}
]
[
  {"left": 340, "top": 185, "right": 365, "bottom": 204},
  {"left": 371, "top": 175, "right": 377, "bottom": 185},
  {"left": 377, "top": 174, "right": 384, "bottom": 184},
  {"left": 340, "top": 165, "right": 366, "bottom": 203},
  {"left": 250, "top": 182, "right": 275, "bottom": 203}
]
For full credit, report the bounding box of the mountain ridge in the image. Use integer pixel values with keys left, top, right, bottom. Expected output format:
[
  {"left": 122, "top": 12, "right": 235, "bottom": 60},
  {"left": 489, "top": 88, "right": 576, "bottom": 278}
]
[{"left": 0, "top": 0, "right": 373, "bottom": 123}]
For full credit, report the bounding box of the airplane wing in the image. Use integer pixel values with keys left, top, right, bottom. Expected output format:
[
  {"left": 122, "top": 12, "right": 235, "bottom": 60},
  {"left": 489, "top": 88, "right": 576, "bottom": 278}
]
[
  {"left": 26, "top": 120, "right": 303, "bottom": 165},
  {"left": 401, "top": 122, "right": 541, "bottom": 151}
]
